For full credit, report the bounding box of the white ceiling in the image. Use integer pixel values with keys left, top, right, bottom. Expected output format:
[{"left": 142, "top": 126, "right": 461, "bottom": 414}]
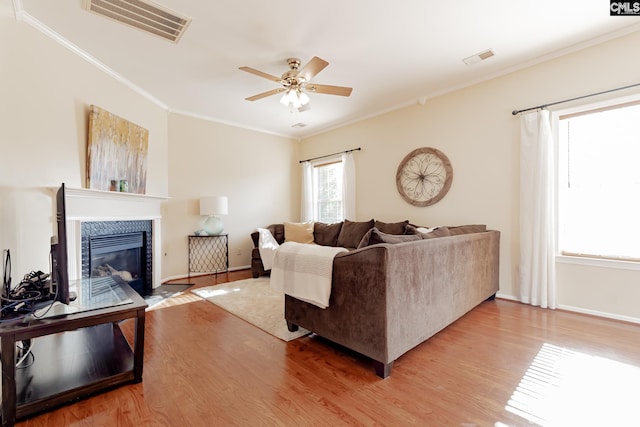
[{"left": 11, "top": 0, "right": 640, "bottom": 138}]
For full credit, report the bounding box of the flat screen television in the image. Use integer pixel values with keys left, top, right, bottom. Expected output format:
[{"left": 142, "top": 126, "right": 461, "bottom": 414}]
[{"left": 50, "top": 183, "right": 71, "bottom": 305}]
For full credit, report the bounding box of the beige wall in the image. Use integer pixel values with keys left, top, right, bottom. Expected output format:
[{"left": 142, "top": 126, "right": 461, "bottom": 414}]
[
  {"left": 163, "top": 113, "right": 299, "bottom": 279},
  {"left": 0, "top": 13, "right": 169, "bottom": 278},
  {"left": 300, "top": 30, "right": 640, "bottom": 322}
]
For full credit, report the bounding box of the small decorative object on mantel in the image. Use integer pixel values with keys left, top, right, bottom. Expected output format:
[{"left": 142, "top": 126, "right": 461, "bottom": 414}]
[{"left": 396, "top": 147, "right": 453, "bottom": 207}]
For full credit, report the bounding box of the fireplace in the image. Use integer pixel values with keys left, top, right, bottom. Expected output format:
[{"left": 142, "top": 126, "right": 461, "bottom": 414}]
[
  {"left": 61, "top": 186, "right": 167, "bottom": 291},
  {"left": 82, "top": 221, "right": 152, "bottom": 296}
]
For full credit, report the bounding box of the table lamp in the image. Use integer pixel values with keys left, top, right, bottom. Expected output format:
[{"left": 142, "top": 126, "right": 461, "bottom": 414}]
[{"left": 200, "top": 196, "right": 228, "bottom": 235}]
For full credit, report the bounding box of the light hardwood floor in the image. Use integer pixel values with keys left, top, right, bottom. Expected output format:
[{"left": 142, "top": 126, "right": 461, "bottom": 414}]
[{"left": 17, "top": 270, "right": 640, "bottom": 426}]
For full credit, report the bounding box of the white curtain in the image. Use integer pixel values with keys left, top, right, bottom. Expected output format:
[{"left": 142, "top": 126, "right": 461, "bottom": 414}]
[
  {"left": 301, "top": 161, "right": 314, "bottom": 223},
  {"left": 341, "top": 152, "right": 356, "bottom": 220},
  {"left": 519, "top": 109, "right": 557, "bottom": 309}
]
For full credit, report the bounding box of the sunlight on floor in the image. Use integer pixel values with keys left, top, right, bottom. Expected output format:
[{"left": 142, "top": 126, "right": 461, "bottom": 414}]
[
  {"left": 503, "top": 343, "right": 640, "bottom": 426},
  {"left": 146, "top": 291, "right": 202, "bottom": 311},
  {"left": 147, "top": 286, "right": 244, "bottom": 311},
  {"left": 193, "top": 287, "right": 240, "bottom": 298}
]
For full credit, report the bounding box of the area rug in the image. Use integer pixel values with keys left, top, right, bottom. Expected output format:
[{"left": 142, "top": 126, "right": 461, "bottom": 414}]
[{"left": 192, "top": 277, "right": 310, "bottom": 342}]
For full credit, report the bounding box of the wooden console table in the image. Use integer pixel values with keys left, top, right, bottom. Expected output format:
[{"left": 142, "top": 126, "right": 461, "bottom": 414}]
[{"left": 0, "top": 281, "right": 146, "bottom": 426}]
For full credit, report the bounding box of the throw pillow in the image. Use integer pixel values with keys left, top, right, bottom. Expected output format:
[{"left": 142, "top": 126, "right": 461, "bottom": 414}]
[
  {"left": 337, "top": 219, "right": 374, "bottom": 249},
  {"left": 284, "top": 221, "right": 314, "bottom": 244},
  {"left": 448, "top": 224, "right": 487, "bottom": 235},
  {"left": 419, "top": 226, "right": 451, "bottom": 239},
  {"left": 356, "top": 227, "right": 375, "bottom": 248},
  {"left": 361, "top": 228, "right": 422, "bottom": 247},
  {"left": 405, "top": 225, "right": 451, "bottom": 238},
  {"left": 374, "top": 220, "right": 409, "bottom": 235},
  {"left": 314, "top": 221, "right": 343, "bottom": 246},
  {"left": 404, "top": 224, "right": 423, "bottom": 235}
]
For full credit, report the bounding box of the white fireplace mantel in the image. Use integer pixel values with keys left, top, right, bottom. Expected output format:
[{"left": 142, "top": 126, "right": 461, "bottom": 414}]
[
  {"left": 64, "top": 187, "right": 168, "bottom": 221},
  {"left": 62, "top": 187, "right": 169, "bottom": 289}
]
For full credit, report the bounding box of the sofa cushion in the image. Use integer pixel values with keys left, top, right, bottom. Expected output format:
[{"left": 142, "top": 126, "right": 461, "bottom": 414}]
[
  {"left": 374, "top": 220, "right": 409, "bottom": 235},
  {"left": 448, "top": 224, "right": 487, "bottom": 235},
  {"left": 337, "top": 219, "right": 374, "bottom": 249},
  {"left": 284, "top": 221, "right": 314, "bottom": 244},
  {"left": 358, "top": 227, "right": 422, "bottom": 248},
  {"left": 314, "top": 222, "right": 343, "bottom": 246}
]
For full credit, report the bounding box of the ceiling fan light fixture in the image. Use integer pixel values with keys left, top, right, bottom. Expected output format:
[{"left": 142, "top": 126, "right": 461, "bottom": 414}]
[
  {"left": 280, "top": 88, "right": 309, "bottom": 109},
  {"left": 279, "top": 89, "right": 295, "bottom": 106},
  {"left": 298, "top": 91, "right": 310, "bottom": 106}
]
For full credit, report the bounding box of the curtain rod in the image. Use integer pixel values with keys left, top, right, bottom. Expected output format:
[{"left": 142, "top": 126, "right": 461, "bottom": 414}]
[
  {"left": 511, "top": 82, "right": 640, "bottom": 116},
  {"left": 299, "top": 147, "right": 361, "bottom": 163}
]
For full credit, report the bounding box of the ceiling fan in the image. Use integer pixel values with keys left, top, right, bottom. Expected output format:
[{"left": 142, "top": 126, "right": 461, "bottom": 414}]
[{"left": 239, "top": 56, "right": 352, "bottom": 110}]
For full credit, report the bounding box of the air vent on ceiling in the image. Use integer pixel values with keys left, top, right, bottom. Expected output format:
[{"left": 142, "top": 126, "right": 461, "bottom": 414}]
[
  {"left": 462, "top": 49, "right": 495, "bottom": 66},
  {"left": 84, "top": 0, "right": 191, "bottom": 43}
]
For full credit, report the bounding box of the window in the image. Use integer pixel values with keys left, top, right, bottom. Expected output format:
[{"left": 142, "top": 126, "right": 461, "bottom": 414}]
[
  {"left": 312, "top": 160, "right": 343, "bottom": 223},
  {"left": 557, "top": 100, "right": 640, "bottom": 261}
]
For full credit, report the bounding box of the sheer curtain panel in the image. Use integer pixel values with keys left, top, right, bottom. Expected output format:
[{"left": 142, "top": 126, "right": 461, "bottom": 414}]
[
  {"left": 519, "top": 110, "right": 557, "bottom": 309},
  {"left": 342, "top": 152, "right": 356, "bottom": 220},
  {"left": 301, "top": 161, "right": 313, "bottom": 223}
]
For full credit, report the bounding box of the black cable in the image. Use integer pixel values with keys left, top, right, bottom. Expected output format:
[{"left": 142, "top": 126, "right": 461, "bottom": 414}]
[
  {"left": 0, "top": 301, "right": 21, "bottom": 313},
  {"left": 3, "top": 249, "right": 11, "bottom": 298},
  {"left": 0, "top": 311, "right": 29, "bottom": 323}
]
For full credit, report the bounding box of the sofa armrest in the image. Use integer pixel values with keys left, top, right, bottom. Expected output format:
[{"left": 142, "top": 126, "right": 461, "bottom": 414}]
[
  {"left": 251, "top": 223, "right": 286, "bottom": 248},
  {"left": 285, "top": 245, "right": 390, "bottom": 361},
  {"left": 251, "top": 224, "right": 287, "bottom": 278}
]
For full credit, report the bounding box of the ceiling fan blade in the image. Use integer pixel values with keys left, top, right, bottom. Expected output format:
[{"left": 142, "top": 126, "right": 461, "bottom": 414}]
[
  {"left": 239, "top": 66, "right": 282, "bottom": 82},
  {"left": 245, "top": 88, "right": 285, "bottom": 101},
  {"left": 306, "top": 84, "right": 352, "bottom": 97},
  {"left": 297, "top": 56, "right": 329, "bottom": 82}
]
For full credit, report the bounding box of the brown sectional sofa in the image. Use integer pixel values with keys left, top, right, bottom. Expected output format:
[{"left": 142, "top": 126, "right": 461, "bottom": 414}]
[{"left": 250, "top": 220, "right": 500, "bottom": 378}]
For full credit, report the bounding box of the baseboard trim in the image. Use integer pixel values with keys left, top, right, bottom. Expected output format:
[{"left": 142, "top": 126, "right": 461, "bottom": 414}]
[
  {"left": 495, "top": 293, "right": 640, "bottom": 325},
  {"left": 556, "top": 304, "right": 640, "bottom": 325},
  {"left": 161, "top": 265, "right": 250, "bottom": 284},
  {"left": 495, "top": 292, "right": 519, "bottom": 302}
]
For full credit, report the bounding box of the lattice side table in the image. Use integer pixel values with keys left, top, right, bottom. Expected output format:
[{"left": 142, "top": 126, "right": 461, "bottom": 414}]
[{"left": 188, "top": 234, "right": 229, "bottom": 279}]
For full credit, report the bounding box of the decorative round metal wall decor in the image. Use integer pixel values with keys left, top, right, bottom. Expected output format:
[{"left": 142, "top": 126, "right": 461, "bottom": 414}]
[{"left": 395, "top": 147, "right": 453, "bottom": 207}]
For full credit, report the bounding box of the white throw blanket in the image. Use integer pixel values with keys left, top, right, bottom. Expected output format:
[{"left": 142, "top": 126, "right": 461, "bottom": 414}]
[
  {"left": 270, "top": 242, "right": 347, "bottom": 309},
  {"left": 256, "top": 228, "right": 279, "bottom": 270}
]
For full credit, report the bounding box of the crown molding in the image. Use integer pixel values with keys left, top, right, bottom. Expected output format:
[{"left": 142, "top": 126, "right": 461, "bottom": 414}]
[{"left": 14, "top": 7, "right": 169, "bottom": 111}]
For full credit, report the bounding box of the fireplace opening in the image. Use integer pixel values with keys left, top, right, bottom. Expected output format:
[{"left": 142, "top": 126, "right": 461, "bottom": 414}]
[
  {"left": 89, "top": 232, "right": 147, "bottom": 296},
  {"left": 82, "top": 220, "right": 153, "bottom": 296}
]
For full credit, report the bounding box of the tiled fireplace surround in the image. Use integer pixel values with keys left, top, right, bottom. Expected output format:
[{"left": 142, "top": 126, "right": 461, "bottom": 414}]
[{"left": 63, "top": 187, "right": 167, "bottom": 290}]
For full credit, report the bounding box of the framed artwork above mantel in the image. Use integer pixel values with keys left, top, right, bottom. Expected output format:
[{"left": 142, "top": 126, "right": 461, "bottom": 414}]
[{"left": 86, "top": 105, "right": 149, "bottom": 194}]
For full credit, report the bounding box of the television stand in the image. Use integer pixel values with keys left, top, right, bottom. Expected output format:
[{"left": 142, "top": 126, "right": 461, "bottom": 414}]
[{"left": 0, "top": 281, "right": 146, "bottom": 426}]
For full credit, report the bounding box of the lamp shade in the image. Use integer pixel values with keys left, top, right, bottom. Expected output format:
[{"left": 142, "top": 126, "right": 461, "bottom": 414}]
[{"left": 200, "top": 196, "right": 228, "bottom": 216}]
